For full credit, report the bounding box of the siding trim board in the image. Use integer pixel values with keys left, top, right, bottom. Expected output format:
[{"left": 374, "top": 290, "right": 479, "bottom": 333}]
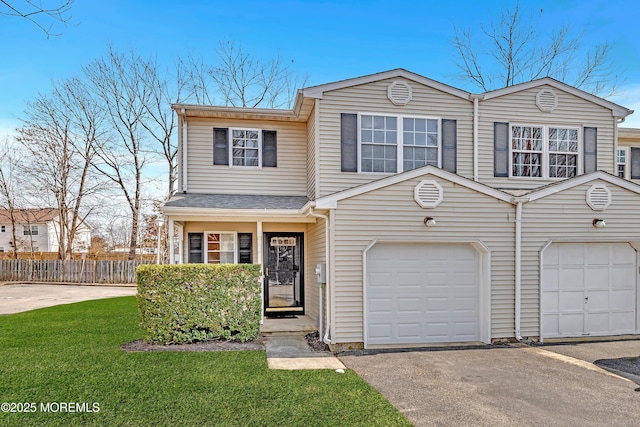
[
  {"left": 316, "top": 165, "right": 514, "bottom": 209},
  {"left": 523, "top": 171, "right": 640, "bottom": 202}
]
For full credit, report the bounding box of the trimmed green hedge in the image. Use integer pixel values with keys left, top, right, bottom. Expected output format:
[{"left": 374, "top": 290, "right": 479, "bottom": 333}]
[{"left": 137, "top": 264, "right": 262, "bottom": 344}]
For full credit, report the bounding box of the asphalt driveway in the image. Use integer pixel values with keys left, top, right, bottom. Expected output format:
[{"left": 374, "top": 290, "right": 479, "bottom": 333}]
[
  {"left": 340, "top": 341, "right": 640, "bottom": 427},
  {"left": 0, "top": 283, "right": 136, "bottom": 315}
]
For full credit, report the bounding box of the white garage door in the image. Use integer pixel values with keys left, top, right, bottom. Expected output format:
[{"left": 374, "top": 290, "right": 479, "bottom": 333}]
[
  {"left": 542, "top": 243, "right": 638, "bottom": 339},
  {"left": 365, "top": 243, "right": 480, "bottom": 346}
]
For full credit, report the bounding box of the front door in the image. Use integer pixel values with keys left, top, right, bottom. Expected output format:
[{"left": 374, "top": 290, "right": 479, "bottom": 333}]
[{"left": 264, "top": 232, "right": 304, "bottom": 316}]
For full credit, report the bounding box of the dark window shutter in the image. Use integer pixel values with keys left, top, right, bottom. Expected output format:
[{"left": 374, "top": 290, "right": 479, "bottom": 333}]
[
  {"left": 631, "top": 147, "right": 640, "bottom": 179},
  {"left": 583, "top": 127, "right": 597, "bottom": 173},
  {"left": 441, "top": 119, "right": 457, "bottom": 173},
  {"left": 188, "top": 233, "right": 203, "bottom": 263},
  {"left": 341, "top": 113, "right": 358, "bottom": 172},
  {"left": 494, "top": 122, "right": 509, "bottom": 177},
  {"left": 262, "top": 130, "right": 277, "bottom": 167},
  {"left": 213, "top": 128, "right": 229, "bottom": 165},
  {"left": 238, "top": 233, "right": 253, "bottom": 264}
]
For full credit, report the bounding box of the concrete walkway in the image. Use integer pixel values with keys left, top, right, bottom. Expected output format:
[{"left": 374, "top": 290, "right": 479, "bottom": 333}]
[
  {"left": 264, "top": 333, "right": 345, "bottom": 370},
  {"left": 0, "top": 283, "right": 137, "bottom": 315}
]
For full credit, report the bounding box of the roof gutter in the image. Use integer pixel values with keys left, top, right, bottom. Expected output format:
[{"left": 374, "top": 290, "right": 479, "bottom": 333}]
[{"left": 307, "top": 205, "right": 332, "bottom": 345}]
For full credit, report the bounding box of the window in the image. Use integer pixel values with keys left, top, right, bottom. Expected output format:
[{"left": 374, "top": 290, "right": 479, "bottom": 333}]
[
  {"left": 360, "top": 115, "right": 397, "bottom": 173},
  {"left": 358, "top": 114, "right": 441, "bottom": 173},
  {"left": 1, "top": 225, "right": 4, "bottom": 232},
  {"left": 403, "top": 117, "right": 439, "bottom": 171},
  {"left": 205, "top": 232, "right": 236, "bottom": 264},
  {"left": 510, "top": 125, "right": 580, "bottom": 178},
  {"left": 31, "top": 246, "right": 39, "bottom": 252},
  {"left": 0, "top": 247, "right": 4, "bottom": 252},
  {"left": 23, "top": 225, "right": 38, "bottom": 236},
  {"left": 617, "top": 148, "right": 627, "bottom": 178},
  {"left": 548, "top": 128, "right": 578, "bottom": 178},
  {"left": 231, "top": 129, "right": 260, "bottom": 167}
]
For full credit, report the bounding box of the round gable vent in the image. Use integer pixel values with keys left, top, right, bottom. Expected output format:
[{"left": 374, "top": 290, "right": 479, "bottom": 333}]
[
  {"left": 586, "top": 184, "right": 611, "bottom": 211},
  {"left": 536, "top": 89, "right": 558, "bottom": 112},
  {"left": 414, "top": 180, "right": 443, "bottom": 208},
  {"left": 388, "top": 80, "right": 413, "bottom": 105}
]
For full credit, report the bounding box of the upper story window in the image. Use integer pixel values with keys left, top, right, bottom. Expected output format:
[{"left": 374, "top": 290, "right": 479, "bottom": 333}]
[
  {"left": 23, "top": 225, "right": 38, "bottom": 236},
  {"left": 358, "top": 114, "right": 441, "bottom": 173},
  {"left": 231, "top": 129, "right": 260, "bottom": 167},
  {"left": 214, "top": 128, "right": 277, "bottom": 168},
  {"left": 1, "top": 225, "right": 4, "bottom": 232},
  {"left": 510, "top": 125, "right": 579, "bottom": 179},
  {"left": 617, "top": 148, "right": 627, "bottom": 178}
]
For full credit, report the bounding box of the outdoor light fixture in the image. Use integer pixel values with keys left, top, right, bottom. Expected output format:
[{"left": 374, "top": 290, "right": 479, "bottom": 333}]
[
  {"left": 592, "top": 219, "right": 606, "bottom": 228},
  {"left": 424, "top": 217, "right": 436, "bottom": 227}
]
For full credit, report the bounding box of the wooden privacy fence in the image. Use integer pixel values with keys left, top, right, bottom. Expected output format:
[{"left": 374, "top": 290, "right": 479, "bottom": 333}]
[{"left": 0, "top": 259, "right": 153, "bottom": 284}]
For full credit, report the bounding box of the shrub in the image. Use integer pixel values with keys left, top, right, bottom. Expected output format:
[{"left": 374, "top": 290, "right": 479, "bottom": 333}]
[{"left": 136, "top": 264, "right": 262, "bottom": 344}]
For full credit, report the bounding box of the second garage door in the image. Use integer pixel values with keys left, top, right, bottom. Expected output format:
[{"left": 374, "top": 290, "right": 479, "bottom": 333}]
[
  {"left": 365, "top": 243, "right": 480, "bottom": 346},
  {"left": 542, "top": 242, "right": 638, "bottom": 339}
]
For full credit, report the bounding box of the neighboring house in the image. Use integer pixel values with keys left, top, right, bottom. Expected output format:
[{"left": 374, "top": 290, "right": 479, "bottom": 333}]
[
  {"left": 162, "top": 69, "right": 640, "bottom": 349},
  {"left": 0, "top": 208, "right": 92, "bottom": 254},
  {"left": 616, "top": 127, "right": 640, "bottom": 180}
]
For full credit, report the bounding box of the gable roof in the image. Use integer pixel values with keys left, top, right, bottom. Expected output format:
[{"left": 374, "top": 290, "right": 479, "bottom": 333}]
[
  {"left": 0, "top": 208, "right": 58, "bottom": 224},
  {"left": 314, "top": 165, "right": 514, "bottom": 209},
  {"left": 301, "top": 68, "right": 471, "bottom": 101},
  {"left": 522, "top": 171, "right": 640, "bottom": 202},
  {"left": 480, "top": 77, "right": 633, "bottom": 118}
]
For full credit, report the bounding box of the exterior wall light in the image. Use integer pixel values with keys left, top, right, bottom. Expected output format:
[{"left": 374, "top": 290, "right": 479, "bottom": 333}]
[
  {"left": 424, "top": 217, "right": 436, "bottom": 227},
  {"left": 592, "top": 219, "right": 606, "bottom": 228}
]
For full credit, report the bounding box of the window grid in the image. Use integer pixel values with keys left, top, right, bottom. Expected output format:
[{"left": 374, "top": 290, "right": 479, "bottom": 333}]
[
  {"left": 548, "top": 128, "right": 578, "bottom": 178},
  {"left": 206, "top": 233, "right": 236, "bottom": 264},
  {"left": 617, "top": 149, "right": 627, "bottom": 178},
  {"left": 231, "top": 129, "right": 260, "bottom": 167},
  {"left": 23, "top": 225, "right": 38, "bottom": 236},
  {"left": 360, "top": 115, "right": 397, "bottom": 173},
  {"left": 403, "top": 118, "right": 439, "bottom": 172},
  {"left": 512, "top": 126, "right": 543, "bottom": 177}
]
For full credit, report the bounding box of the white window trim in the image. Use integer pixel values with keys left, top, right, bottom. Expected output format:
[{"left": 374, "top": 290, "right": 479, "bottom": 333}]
[
  {"left": 204, "top": 231, "right": 238, "bottom": 264},
  {"left": 617, "top": 147, "right": 629, "bottom": 179},
  {"left": 229, "top": 128, "right": 262, "bottom": 169},
  {"left": 23, "top": 225, "right": 38, "bottom": 236},
  {"left": 356, "top": 113, "right": 442, "bottom": 174},
  {"left": 508, "top": 124, "right": 582, "bottom": 180}
]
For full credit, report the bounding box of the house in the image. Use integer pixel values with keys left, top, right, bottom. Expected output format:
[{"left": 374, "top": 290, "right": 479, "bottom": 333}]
[
  {"left": 0, "top": 208, "right": 92, "bottom": 254},
  {"left": 162, "top": 69, "right": 640, "bottom": 349}
]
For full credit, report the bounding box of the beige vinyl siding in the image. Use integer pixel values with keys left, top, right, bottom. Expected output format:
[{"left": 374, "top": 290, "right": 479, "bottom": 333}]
[
  {"left": 306, "top": 218, "right": 326, "bottom": 326},
  {"left": 478, "top": 85, "right": 617, "bottom": 189},
  {"left": 520, "top": 180, "right": 640, "bottom": 337},
  {"left": 185, "top": 117, "right": 308, "bottom": 195},
  {"left": 306, "top": 103, "right": 317, "bottom": 199},
  {"left": 331, "top": 175, "right": 515, "bottom": 344},
  {"left": 317, "top": 78, "right": 473, "bottom": 197}
]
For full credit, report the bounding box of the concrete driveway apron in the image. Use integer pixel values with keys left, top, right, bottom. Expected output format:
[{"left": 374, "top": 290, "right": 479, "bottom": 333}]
[
  {"left": 340, "top": 343, "right": 640, "bottom": 427},
  {"left": 0, "top": 283, "right": 136, "bottom": 315}
]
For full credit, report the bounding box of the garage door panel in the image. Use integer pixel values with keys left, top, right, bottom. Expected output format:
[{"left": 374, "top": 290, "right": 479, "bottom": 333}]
[
  {"left": 542, "top": 242, "right": 637, "bottom": 339},
  {"left": 366, "top": 243, "right": 480, "bottom": 345}
]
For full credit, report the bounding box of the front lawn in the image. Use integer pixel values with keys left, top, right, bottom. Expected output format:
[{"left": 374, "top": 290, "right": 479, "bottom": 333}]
[{"left": 0, "top": 297, "right": 410, "bottom": 426}]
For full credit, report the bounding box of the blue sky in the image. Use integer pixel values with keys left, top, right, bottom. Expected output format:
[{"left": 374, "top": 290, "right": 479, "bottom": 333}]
[{"left": 1, "top": 0, "right": 640, "bottom": 141}]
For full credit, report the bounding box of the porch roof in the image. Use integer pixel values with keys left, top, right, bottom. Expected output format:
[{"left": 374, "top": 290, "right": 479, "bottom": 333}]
[{"left": 163, "top": 193, "right": 311, "bottom": 211}]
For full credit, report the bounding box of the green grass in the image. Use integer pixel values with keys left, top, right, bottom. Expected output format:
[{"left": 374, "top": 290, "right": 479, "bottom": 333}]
[{"left": 0, "top": 297, "right": 411, "bottom": 426}]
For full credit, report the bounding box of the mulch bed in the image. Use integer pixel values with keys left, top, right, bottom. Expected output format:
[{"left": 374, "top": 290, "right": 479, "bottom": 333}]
[{"left": 121, "top": 330, "right": 332, "bottom": 353}]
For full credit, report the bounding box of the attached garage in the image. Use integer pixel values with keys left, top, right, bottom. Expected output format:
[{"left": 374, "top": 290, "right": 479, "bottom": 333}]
[
  {"left": 365, "top": 242, "right": 486, "bottom": 346},
  {"left": 541, "top": 242, "right": 638, "bottom": 340}
]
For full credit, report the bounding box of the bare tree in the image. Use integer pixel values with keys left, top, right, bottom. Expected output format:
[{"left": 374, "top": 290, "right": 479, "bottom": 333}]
[
  {"left": 181, "top": 40, "right": 307, "bottom": 108},
  {"left": 0, "top": 0, "right": 73, "bottom": 38},
  {"left": 83, "top": 47, "right": 153, "bottom": 260},
  {"left": 0, "top": 140, "right": 20, "bottom": 259},
  {"left": 451, "top": 3, "right": 619, "bottom": 96},
  {"left": 15, "top": 77, "right": 105, "bottom": 259}
]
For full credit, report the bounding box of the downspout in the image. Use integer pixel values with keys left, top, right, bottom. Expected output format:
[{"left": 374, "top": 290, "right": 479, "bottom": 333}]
[
  {"left": 513, "top": 197, "right": 529, "bottom": 341},
  {"left": 308, "top": 207, "right": 332, "bottom": 344},
  {"left": 471, "top": 95, "right": 481, "bottom": 182},
  {"left": 181, "top": 109, "right": 188, "bottom": 192}
]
